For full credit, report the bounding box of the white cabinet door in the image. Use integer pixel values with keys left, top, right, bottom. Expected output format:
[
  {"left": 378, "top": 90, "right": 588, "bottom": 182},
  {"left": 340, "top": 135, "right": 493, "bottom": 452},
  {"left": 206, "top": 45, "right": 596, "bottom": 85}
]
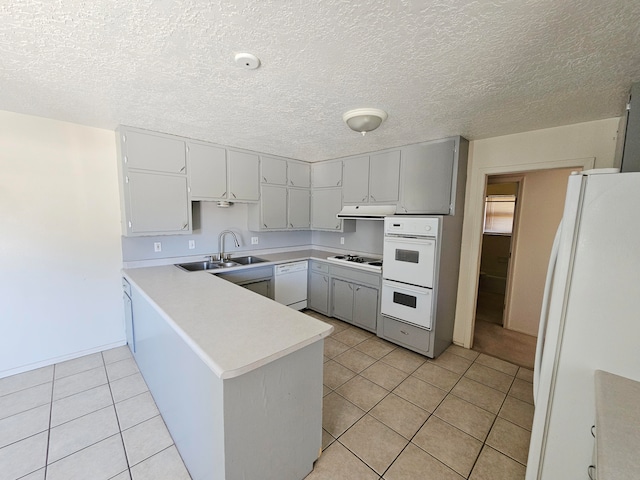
[
  {"left": 312, "top": 160, "right": 343, "bottom": 187},
  {"left": 288, "top": 187, "right": 310, "bottom": 229},
  {"left": 311, "top": 187, "right": 342, "bottom": 231},
  {"left": 331, "top": 279, "right": 353, "bottom": 322},
  {"left": 399, "top": 139, "right": 455, "bottom": 214},
  {"left": 126, "top": 171, "right": 191, "bottom": 234},
  {"left": 343, "top": 156, "right": 370, "bottom": 204},
  {"left": 308, "top": 272, "right": 329, "bottom": 315},
  {"left": 228, "top": 149, "right": 260, "bottom": 201},
  {"left": 260, "top": 185, "right": 288, "bottom": 230},
  {"left": 121, "top": 129, "right": 186, "bottom": 173},
  {"left": 288, "top": 161, "right": 310, "bottom": 188},
  {"left": 353, "top": 285, "right": 378, "bottom": 331},
  {"left": 261, "top": 155, "right": 288, "bottom": 185},
  {"left": 187, "top": 142, "right": 227, "bottom": 200},
  {"left": 369, "top": 150, "right": 400, "bottom": 203}
]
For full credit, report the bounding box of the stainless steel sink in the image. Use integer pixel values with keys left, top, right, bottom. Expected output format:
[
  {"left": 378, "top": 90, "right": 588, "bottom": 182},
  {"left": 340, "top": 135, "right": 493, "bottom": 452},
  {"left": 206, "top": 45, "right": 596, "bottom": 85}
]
[
  {"left": 231, "top": 256, "right": 267, "bottom": 265},
  {"left": 176, "top": 260, "right": 238, "bottom": 272}
]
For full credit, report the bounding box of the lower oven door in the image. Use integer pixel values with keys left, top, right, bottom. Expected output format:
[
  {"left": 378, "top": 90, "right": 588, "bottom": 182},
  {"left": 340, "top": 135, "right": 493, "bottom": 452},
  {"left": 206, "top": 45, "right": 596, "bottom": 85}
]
[{"left": 381, "top": 279, "right": 433, "bottom": 330}]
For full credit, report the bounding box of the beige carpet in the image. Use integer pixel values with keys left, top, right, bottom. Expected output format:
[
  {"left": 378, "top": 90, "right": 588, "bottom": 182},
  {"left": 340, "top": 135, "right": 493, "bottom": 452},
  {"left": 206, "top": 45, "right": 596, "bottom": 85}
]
[{"left": 472, "top": 320, "right": 537, "bottom": 369}]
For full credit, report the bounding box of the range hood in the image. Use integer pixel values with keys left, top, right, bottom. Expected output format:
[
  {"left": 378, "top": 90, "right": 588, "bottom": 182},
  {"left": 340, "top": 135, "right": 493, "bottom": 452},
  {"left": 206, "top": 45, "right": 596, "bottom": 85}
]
[{"left": 336, "top": 204, "right": 397, "bottom": 219}]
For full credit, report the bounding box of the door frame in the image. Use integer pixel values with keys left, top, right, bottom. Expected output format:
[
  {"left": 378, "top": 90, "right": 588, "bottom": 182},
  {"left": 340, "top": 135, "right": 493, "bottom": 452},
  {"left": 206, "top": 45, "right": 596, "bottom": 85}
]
[{"left": 459, "top": 157, "right": 595, "bottom": 349}]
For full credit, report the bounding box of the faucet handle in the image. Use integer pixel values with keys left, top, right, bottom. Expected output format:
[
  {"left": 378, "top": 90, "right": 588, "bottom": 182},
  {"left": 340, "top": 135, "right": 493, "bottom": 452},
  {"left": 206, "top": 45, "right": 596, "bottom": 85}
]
[{"left": 208, "top": 254, "right": 220, "bottom": 262}]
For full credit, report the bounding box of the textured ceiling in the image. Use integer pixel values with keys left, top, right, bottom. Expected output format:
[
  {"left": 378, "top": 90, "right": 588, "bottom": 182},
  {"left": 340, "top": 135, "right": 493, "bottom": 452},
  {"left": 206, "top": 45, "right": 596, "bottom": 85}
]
[{"left": 1, "top": 0, "right": 639, "bottom": 161}]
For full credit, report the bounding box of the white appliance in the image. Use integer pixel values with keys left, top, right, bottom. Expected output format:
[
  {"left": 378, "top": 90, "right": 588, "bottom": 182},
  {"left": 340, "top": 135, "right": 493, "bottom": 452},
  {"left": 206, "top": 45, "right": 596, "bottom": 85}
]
[
  {"left": 381, "top": 216, "right": 438, "bottom": 328},
  {"left": 325, "top": 254, "right": 382, "bottom": 272},
  {"left": 526, "top": 170, "right": 640, "bottom": 479},
  {"left": 274, "top": 261, "right": 308, "bottom": 310}
]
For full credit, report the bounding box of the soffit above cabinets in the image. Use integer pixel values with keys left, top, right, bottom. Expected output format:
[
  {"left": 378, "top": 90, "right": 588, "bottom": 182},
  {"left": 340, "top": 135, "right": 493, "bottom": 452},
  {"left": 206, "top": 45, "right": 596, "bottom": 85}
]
[{"left": 1, "top": 0, "right": 639, "bottom": 161}]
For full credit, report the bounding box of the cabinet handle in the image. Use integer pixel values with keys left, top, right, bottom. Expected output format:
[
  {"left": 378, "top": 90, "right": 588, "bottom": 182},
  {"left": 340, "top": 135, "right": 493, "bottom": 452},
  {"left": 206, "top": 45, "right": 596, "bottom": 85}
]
[
  {"left": 588, "top": 465, "right": 596, "bottom": 480},
  {"left": 231, "top": 192, "right": 237, "bottom": 199},
  {"left": 335, "top": 223, "right": 340, "bottom": 229},
  {"left": 356, "top": 286, "right": 360, "bottom": 291},
  {"left": 370, "top": 195, "right": 377, "bottom": 202},
  {"left": 591, "top": 425, "right": 596, "bottom": 437},
  {"left": 289, "top": 223, "right": 293, "bottom": 228},
  {"left": 221, "top": 191, "right": 227, "bottom": 197},
  {"left": 348, "top": 284, "right": 353, "bottom": 290},
  {"left": 290, "top": 180, "right": 295, "bottom": 186},
  {"left": 124, "top": 155, "right": 128, "bottom": 163},
  {"left": 182, "top": 223, "right": 188, "bottom": 230},
  {"left": 400, "top": 330, "right": 409, "bottom": 335},
  {"left": 336, "top": 180, "right": 341, "bottom": 186},
  {"left": 263, "top": 176, "right": 267, "bottom": 182},
  {"left": 323, "top": 277, "right": 328, "bottom": 283},
  {"left": 180, "top": 166, "right": 186, "bottom": 173},
  {"left": 362, "top": 196, "right": 368, "bottom": 202},
  {"left": 264, "top": 224, "right": 268, "bottom": 228}
]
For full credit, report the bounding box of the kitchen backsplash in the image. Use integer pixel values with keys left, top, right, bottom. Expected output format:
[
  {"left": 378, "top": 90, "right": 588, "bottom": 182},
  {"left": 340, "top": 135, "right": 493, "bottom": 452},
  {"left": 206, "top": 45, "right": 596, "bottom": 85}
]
[{"left": 121, "top": 202, "right": 384, "bottom": 262}]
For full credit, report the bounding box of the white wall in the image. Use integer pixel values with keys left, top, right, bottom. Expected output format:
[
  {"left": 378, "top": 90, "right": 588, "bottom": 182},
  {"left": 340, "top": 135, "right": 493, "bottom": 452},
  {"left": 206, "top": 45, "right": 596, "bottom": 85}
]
[
  {"left": 506, "top": 167, "right": 575, "bottom": 336},
  {"left": 454, "top": 118, "right": 620, "bottom": 347},
  {"left": 0, "top": 111, "right": 124, "bottom": 377}
]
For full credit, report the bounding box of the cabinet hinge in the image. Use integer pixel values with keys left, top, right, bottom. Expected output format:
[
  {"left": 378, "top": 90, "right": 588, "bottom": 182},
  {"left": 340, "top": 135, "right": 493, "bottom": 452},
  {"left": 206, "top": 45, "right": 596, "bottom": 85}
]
[{"left": 125, "top": 176, "right": 129, "bottom": 184}]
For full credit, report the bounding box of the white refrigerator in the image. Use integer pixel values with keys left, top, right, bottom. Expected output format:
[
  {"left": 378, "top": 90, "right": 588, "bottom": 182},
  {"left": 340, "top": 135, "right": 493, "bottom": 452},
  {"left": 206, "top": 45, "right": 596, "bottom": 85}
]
[{"left": 526, "top": 169, "right": 640, "bottom": 479}]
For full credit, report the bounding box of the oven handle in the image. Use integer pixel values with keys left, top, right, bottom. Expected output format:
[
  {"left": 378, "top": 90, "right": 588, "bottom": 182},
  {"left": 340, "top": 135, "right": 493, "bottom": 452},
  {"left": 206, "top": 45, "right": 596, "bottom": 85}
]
[
  {"left": 382, "top": 280, "right": 432, "bottom": 295},
  {"left": 384, "top": 236, "right": 435, "bottom": 246},
  {"left": 384, "top": 234, "right": 436, "bottom": 241}
]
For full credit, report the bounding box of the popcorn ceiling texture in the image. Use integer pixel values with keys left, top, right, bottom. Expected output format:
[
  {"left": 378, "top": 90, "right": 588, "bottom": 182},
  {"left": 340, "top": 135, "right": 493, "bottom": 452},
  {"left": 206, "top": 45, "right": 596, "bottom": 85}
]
[{"left": 1, "top": 0, "right": 639, "bottom": 161}]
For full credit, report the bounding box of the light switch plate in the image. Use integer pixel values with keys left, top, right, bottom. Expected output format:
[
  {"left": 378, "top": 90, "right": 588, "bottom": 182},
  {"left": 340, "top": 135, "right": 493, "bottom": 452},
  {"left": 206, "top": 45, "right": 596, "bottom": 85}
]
[
  {"left": 188, "top": 240, "right": 195, "bottom": 249},
  {"left": 154, "top": 242, "right": 162, "bottom": 252},
  {"left": 251, "top": 237, "right": 259, "bottom": 245}
]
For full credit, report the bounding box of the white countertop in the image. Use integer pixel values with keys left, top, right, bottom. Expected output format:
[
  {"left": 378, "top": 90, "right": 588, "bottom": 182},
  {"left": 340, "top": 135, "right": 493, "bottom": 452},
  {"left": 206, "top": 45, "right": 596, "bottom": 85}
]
[
  {"left": 123, "top": 250, "right": 338, "bottom": 380},
  {"left": 594, "top": 370, "right": 640, "bottom": 479}
]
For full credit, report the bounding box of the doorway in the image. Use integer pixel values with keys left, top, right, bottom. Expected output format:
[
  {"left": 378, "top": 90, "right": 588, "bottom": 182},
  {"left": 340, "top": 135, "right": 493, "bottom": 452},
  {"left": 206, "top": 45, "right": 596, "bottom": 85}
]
[
  {"left": 475, "top": 177, "right": 520, "bottom": 327},
  {"left": 471, "top": 167, "right": 578, "bottom": 368}
]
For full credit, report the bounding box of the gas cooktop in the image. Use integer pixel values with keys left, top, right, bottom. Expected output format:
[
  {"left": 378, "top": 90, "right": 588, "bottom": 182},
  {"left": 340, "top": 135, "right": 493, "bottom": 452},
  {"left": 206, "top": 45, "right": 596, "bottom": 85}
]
[{"left": 326, "top": 254, "right": 382, "bottom": 271}]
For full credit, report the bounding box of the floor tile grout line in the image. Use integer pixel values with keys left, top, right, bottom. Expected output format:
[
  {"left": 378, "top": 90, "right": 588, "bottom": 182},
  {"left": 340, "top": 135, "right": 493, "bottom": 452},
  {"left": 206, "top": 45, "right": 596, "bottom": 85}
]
[
  {"left": 0, "top": 377, "right": 53, "bottom": 400},
  {"left": 103, "top": 350, "right": 134, "bottom": 478},
  {"left": 44, "top": 363, "right": 56, "bottom": 479}
]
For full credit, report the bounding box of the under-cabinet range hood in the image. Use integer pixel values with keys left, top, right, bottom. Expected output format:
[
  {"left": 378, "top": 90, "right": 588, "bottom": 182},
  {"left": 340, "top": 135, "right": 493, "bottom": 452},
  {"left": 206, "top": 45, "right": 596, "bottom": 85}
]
[{"left": 336, "top": 204, "right": 397, "bottom": 219}]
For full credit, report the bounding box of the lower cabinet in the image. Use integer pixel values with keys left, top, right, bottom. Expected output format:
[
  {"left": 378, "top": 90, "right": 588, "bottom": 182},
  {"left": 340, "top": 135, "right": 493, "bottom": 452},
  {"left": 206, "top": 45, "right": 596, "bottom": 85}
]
[
  {"left": 331, "top": 279, "right": 378, "bottom": 332},
  {"left": 216, "top": 266, "right": 274, "bottom": 300},
  {"left": 308, "top": 271, "right": 330, "bottom": 315},
  {"left": 380, "top": 316, "right": 431, "bottom": 356},
  {"left": 307, "top": 261, "right": 380, "bottom": 333}
]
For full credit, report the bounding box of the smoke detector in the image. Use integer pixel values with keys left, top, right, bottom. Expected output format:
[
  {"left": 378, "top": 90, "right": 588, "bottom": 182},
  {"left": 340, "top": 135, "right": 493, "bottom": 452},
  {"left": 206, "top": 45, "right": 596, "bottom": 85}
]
[{"left": 234, "top": 53, "right": 261, "bottom": 70}]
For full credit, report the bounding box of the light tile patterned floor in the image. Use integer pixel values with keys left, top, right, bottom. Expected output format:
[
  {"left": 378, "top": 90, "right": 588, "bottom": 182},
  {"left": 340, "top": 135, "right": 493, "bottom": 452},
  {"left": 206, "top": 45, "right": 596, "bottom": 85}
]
[
  {"left": 306, "top": 311, "right": 533, "bottom": 480},
  {"left": 0, "top": 312, "right": 533, "bottom": 480},
  {"left": 0, "top": 346, "right": 190, "bottom": 480}
]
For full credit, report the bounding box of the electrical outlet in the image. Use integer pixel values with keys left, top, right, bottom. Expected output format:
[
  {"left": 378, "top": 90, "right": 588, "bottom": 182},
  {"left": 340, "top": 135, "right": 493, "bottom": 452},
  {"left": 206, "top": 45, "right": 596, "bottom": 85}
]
[
  {"left": 188, "top": 240, "right": 195, "bottom": 250},
  {"left": 154, "top": 242, "right": 162, "bottom": 252},
  {"left": 251, "top": 237, "right": 259, "bottom": 245},
  {"left": 340, "top": 237, "right": 345, "bottom": 245}
]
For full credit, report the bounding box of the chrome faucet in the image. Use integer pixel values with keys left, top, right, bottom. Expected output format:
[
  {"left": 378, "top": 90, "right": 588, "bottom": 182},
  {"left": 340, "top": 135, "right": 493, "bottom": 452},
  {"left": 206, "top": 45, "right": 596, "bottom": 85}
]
[{"left": 217, "top": 230, "right": 240, "bottom": 261}]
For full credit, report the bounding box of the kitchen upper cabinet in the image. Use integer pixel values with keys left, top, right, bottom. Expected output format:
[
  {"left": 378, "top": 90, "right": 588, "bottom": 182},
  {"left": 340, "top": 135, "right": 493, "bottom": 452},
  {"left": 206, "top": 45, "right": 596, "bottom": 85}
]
[
  {"left": 369, "top": 150, "right": 400, "bottom": 203},
  {"left": 343, "top": 156, "right": 370, "bottom": 203},
  {"left": 261, "top": 155, "right": 288, "bottom": 185},
  {"left": 227, "top": 149, "right": 260, "bottom": 202},
  {"left": 288, "top": 187, "right": 310, "bottom": 229},
  {"left": 117, "top": 126, "right": 192, "bottom": 236},
  {"left": 121, "top": 129, "right": 186, "bottom": 173},
  {"left": 398, "top": 138, "right": 463, "bottom": 214},
  {"left": 312, "top": 160, "right": 343, "bottom": 187},
  {"left": 311, "top": 187, "right": 342, "bottom": 231},
  {"left": 126, "top": 171, "right": 191, "bottom": 235},
  {"left": 288, "top": 161, "right": 311, "bottom": 188},
  {"left": 258, "top": 185, "right": 288, "bottom": 229},
  {"left": 187, "top": 142, "right": 227, "bottom": 200},
  {"left": 343, "top": 150, "right": 400, "bottom": 204}
]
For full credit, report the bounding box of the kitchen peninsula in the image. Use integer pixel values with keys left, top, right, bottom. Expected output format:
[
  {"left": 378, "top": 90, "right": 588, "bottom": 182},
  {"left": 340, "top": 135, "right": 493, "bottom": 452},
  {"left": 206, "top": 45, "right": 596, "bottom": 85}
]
[{"left": 122, "top": 265, "right": 333, "bottom": 480}]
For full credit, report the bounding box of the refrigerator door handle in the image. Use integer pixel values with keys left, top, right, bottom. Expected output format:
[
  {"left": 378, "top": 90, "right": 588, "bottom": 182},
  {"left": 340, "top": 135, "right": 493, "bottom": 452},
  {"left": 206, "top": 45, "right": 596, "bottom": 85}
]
[{"left": 533, "top": 221, "right": 563, "bottom": 404}]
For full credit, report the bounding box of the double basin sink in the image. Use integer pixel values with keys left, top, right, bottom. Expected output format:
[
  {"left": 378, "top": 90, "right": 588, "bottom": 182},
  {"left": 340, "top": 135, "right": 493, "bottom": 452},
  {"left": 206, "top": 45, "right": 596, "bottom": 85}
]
[{"left": 176, "top": 256, "right": 268, "bottom": 272}]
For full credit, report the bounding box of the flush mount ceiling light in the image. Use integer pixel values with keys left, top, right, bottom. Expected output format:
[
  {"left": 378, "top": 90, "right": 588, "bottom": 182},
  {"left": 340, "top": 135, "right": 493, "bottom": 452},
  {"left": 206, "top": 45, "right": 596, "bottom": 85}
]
[{"left": 343, "top": 108, "right": 388, "bottom": 136}]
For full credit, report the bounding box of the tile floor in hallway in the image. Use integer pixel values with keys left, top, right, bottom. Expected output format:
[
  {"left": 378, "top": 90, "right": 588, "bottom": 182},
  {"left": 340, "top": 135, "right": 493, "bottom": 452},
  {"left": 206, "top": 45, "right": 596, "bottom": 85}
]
[
  {"left": 308, "top": 311, "right": 533, "bottom": 480},
  {"left": 0, "top": 313, "right": 533, "bottom": 480}
]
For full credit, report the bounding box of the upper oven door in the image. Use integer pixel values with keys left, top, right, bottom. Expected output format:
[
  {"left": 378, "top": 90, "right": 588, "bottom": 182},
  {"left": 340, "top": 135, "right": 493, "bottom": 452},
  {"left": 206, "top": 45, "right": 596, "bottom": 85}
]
[{"left": 383, "top": 236, "right": 436, "bottom": 288}]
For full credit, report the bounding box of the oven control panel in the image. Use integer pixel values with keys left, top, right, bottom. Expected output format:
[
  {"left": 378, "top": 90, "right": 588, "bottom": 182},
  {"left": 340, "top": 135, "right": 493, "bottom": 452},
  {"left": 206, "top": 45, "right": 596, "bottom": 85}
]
[{"left": 384, "top": 216, "right": 439, "bottom": 237}]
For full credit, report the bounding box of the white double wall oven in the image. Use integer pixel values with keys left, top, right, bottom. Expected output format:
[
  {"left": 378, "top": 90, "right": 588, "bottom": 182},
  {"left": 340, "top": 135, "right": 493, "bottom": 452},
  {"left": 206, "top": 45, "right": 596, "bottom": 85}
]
[{"left": 381, "top": 216, "right": 439, "bottom": 330}]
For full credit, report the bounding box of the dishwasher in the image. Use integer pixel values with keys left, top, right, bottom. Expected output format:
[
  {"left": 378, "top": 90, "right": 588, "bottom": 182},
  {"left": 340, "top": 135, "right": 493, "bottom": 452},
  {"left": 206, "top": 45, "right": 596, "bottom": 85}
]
[{"left": 274, "top": 261, "right": 308, "bottom": 310}]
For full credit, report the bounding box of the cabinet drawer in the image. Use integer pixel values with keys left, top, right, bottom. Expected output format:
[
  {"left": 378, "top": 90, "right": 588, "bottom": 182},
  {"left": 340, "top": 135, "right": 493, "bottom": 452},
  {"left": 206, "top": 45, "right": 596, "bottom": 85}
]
[
  {"left": 381, "top": 316, "right": 431, "bottom": 355},
  {"left": 310, "top": 261, "right": 330, "bottom": 274},
  {"left": 330, "top": 265, "right": 380, "bottom": 288}
]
